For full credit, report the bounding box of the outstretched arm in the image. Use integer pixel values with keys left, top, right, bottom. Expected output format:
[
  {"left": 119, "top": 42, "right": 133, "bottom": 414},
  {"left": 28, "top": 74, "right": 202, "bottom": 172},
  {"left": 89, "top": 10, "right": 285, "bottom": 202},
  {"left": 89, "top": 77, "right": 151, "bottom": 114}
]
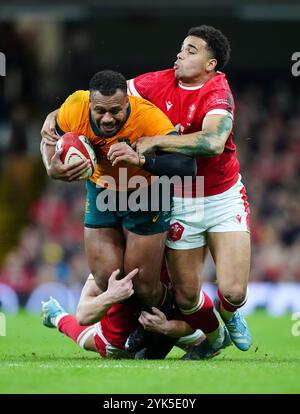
[
  {"left": 136, "top": 114, "right": 233, "bottom": 157},
  {"left": 107, "top": 143, "right": 197, "bottom": 178}
]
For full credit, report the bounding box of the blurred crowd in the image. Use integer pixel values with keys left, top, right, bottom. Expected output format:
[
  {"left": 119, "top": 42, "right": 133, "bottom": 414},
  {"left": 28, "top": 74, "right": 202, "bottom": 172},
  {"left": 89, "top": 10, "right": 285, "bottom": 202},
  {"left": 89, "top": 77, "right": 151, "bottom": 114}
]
[
  {"left": 0, "top": 182, "right": 88, "bottom": 305},
  {"left": 0, "top": 23, "right": 299, "bottom": 307},
  {"left": 235, "top": 81, "right": 300, "bottom": 283}
]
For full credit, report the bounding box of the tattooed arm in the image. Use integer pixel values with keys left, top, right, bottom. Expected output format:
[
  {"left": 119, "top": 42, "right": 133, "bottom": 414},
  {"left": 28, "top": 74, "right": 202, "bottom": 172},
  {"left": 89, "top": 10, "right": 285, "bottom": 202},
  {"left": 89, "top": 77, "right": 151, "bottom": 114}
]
[{"left": 136, "top": 114, "right": 233, "bottom": 157}]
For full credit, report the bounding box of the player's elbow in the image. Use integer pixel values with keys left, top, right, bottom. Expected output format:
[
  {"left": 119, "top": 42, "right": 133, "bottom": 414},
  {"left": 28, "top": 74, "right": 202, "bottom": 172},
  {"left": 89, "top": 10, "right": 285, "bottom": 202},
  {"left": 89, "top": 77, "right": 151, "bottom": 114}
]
[
  {"left": 212, "top": 140, "right": 225, "bottom": 155},
  {"left": 76, "top": 306, "right": 90, "bottom": 325}
]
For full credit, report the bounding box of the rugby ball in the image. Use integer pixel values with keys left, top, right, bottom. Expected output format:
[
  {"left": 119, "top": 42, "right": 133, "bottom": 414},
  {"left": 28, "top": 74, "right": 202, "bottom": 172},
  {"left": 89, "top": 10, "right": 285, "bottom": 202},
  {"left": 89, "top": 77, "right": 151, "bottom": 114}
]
[{"left": 56, "top": 132, "right": 97, "bottom": 181}]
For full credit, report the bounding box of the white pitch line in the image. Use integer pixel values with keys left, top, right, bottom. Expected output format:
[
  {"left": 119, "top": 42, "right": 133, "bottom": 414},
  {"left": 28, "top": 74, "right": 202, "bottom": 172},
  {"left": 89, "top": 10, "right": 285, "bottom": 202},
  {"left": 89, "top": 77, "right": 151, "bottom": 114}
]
[{"left": 3, "top": 362, "right": 172, "bottom": 369}]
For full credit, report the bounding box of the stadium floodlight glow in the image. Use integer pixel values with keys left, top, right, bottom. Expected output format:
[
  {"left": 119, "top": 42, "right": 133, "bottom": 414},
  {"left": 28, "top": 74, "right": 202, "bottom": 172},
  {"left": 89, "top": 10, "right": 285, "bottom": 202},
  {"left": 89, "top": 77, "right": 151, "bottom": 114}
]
[{"left": 0, "top": 52, "right": 6, "bottom": 77}]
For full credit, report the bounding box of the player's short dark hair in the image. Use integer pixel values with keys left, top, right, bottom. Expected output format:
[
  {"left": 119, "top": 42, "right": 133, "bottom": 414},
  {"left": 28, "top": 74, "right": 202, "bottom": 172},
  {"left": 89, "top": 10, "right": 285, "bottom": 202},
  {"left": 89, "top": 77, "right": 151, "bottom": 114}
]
[
  {"left": 188, "top": 25, "right": 231, "bottom": 70},
  {"left": 89, "top": 70, "right": 127, "bottom": 96}
]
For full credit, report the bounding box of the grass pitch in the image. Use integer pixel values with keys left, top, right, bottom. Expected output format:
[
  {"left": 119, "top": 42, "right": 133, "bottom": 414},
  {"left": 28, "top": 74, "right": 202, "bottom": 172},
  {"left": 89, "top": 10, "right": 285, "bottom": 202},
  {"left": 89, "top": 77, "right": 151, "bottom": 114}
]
[{"left": 0, "top": 311, "right": 299, "bottom": 394}]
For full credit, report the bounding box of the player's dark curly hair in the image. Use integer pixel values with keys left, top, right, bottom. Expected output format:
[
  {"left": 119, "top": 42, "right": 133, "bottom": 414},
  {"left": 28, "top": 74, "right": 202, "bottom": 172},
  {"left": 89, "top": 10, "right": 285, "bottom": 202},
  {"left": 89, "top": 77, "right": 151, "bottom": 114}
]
[
  {"left": 89, "top": 70, "right": 127, "bottom": 96},
  {"left": 188, "top": 25, "right": 231, "bottom": 70}
]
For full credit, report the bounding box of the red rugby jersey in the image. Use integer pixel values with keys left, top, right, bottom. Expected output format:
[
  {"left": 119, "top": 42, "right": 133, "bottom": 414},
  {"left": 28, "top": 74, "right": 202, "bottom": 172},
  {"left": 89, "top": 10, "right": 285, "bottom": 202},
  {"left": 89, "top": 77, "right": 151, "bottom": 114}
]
[{"left": 128, "top": 69, "right": 240, "bottom": 196}]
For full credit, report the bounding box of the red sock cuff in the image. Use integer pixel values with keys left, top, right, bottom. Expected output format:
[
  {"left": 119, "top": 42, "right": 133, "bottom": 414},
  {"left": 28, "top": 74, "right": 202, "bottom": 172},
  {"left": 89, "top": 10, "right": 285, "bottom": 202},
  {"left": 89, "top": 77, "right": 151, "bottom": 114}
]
[
  {"left": 57, "top": 315, "right": 71, "bottom": 332},
  {"left": 179, "top": 291, "right": 219, "bottom": 334},
  {"left": 57, "top": 315, "right": 93, "bottom": 345},
  {"left": 217, "top": 289, "right": 245, "bottom": 312}
]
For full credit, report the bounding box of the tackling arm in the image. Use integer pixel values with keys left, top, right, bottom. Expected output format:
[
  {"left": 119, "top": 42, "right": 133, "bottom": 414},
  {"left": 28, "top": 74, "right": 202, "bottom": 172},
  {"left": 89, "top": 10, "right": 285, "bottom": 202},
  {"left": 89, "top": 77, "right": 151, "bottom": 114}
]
[
  {"left": 136, "top": 114, "right": 233, "bottom": 157},
  {"left": 107, "top": 143, "right": 197, "bottom": 178},
  {"left": 139, "top": 307, "right": 194, "bottom": 338},
  {"left": 76, "top": 269, "right": 138, "bottom": 325},
  {"left": 41, "top": 109, "right": 60, "bottom": 145}
]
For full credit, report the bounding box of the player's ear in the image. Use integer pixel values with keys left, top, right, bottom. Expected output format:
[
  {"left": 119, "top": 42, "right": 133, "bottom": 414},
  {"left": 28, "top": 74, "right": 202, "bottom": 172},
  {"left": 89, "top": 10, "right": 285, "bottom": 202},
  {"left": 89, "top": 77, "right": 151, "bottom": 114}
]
[{"left": 206, "top": 58, "right": 217, "bottom": 72}]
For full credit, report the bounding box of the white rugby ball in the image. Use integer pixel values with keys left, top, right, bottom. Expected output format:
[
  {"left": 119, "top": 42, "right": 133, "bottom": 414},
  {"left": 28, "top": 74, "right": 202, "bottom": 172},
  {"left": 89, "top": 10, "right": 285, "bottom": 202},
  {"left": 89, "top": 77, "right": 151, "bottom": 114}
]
[{"left": 56, "top": 132, "right": 97, "bottom": 181}]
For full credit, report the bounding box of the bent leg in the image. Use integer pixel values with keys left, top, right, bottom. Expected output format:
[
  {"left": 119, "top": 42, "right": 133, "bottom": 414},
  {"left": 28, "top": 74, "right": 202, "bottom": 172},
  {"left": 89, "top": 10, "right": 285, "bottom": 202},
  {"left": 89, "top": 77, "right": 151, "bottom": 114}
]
[
  {"left": 208, "top": 231, "right": 252, "bottom": 350},
  {"left": 58, "top": 316, "right": 97, "bottom": 351},
  {"left": 166, "top": 246, "right": 206, "bottom": 309},
  {"left": 124, "top": 230, "right": 180, "bottom": 358},
  {"left": 84, "top": 227, "right": 124, "bottom": 291},
  {"left": 166, "top": 246, "right": 221, "bottom": 341},
  {"left": 208, "top": 231, "right": 250, "bottom": 306},
  {"left": 82, "top": 333, "right": 98, "bottom": 352},
  {"left": 124, "top": 229, "right": 167, "bottom": 308},
  {"left": 42, "top": 297, "right": 98, "bottom": 352}
]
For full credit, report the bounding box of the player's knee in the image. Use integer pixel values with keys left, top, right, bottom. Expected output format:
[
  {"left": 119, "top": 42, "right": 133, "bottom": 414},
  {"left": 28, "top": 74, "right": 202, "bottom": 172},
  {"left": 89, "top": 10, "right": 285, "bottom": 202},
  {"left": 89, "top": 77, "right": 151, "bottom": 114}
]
[
  {"left": 92, "top": 265, "right": 124, "bottom": 291},
  {"left": 220, "top": 286, "right": 247, "bottom": 305},
  {"left": 174, "top": 286, "right": 199, "bottom": 310},
  {"left": 82, "top": 335, "right": 96, "bottom": 352},
  {"left": 134, "top": 279, "right": 161, "bottom": 304},
  {"left": 92, "top": 271, "right": 109, "bottom": 291}
]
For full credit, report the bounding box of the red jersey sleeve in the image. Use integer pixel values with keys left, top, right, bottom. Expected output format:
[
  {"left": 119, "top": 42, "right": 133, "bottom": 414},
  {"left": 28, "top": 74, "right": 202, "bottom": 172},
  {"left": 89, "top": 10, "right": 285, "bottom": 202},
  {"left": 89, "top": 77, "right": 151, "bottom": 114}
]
[
  {"left": 128, "top": 72, "right": 158, "bottom": 101},
  {"left": 204, "top": 89, "right": 234, "bottom": 119}
]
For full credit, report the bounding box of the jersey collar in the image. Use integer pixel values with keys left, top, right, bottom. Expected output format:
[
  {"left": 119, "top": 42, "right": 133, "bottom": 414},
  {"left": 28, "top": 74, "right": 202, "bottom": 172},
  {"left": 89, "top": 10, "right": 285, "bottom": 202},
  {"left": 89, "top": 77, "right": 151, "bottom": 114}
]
[
  {"left": 178, "top": 71, "right": 224, "bottom": 91},
  {"left": 178, "top": 82, "right": 204, "bottom": 91}
]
